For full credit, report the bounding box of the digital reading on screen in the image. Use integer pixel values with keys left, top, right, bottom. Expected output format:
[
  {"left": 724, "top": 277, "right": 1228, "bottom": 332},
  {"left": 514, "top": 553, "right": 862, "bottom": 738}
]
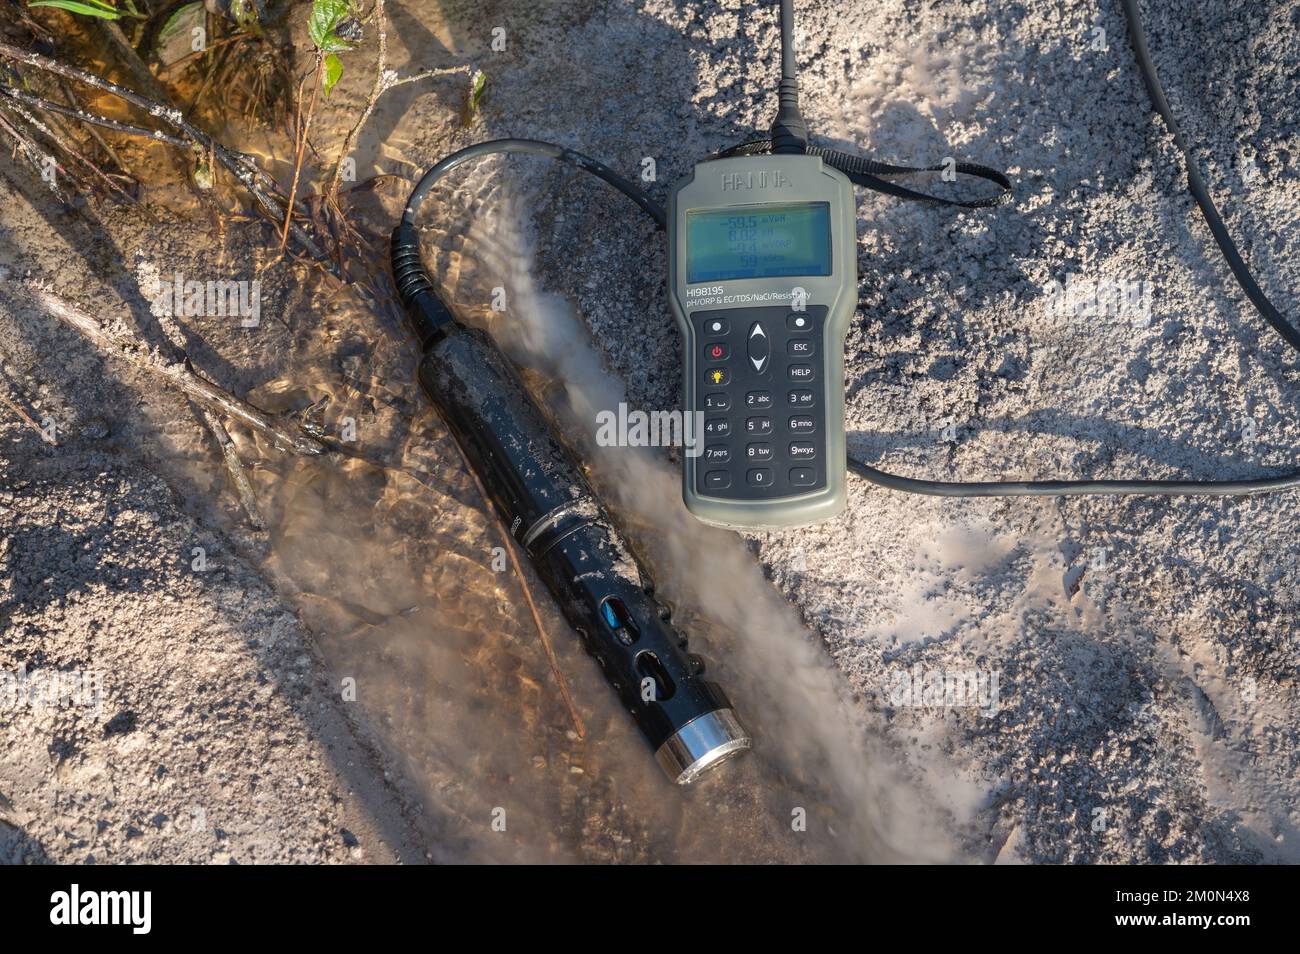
[{"left": 686, "top": 202, "right": 832, "bottom": 283}]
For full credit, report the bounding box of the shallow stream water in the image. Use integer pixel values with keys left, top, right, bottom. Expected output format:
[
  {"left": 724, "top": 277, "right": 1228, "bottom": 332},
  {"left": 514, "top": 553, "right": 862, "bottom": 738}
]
[{"left": 236, "top": 169, "right": 947, "bottom": 861}]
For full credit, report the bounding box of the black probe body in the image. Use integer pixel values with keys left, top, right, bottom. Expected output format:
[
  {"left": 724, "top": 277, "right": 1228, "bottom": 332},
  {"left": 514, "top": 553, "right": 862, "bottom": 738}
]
[{"left": 391, "top": 222, "right": 751, "bottom": 783}]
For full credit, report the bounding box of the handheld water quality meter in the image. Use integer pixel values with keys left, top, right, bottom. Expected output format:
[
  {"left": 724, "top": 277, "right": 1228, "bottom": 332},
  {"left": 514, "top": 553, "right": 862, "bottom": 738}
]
[{"left": 668, "top": 154, "right": 857, "bottom": 528}]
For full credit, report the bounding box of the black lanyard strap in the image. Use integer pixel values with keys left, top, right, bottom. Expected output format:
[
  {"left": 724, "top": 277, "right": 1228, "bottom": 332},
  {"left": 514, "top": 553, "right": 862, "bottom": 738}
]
[{"left": 716, "top": 138, "right": 1012, "bottom": 210}]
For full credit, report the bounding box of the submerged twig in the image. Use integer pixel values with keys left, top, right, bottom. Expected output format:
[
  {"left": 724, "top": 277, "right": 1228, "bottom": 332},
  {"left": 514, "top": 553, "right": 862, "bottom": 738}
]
[
  {"left": 449, "top": 438, "right": 586, "bottom": 739},
  {"left": 502, "top": 525, "right": 588, "bottom": 740},
  {"left": 0, "top": 108, "right": 69, "bottom": 202},
  {"left": 57, "top": 75, "right": 131, "bottom": 176},
  {"left": 0, "top": 86, "right": 188, "bottom": 147},
  {"left": 0, "top": 41, "right": 331, "bottom": 269},
  {"left": 0, "top": 39, "right": 408, "bottom": 322},
  {"left": 0, "top": 90, "right": 136, "bottom": 203},
  {"left": 27, "top": 282, "right": 324, "bottom": 457},
  {"left": 201, "top": 406, "right": 264, "bottom": 529},
  {"left": 281, "top": 52, "right": 323, "bottom": 257}
]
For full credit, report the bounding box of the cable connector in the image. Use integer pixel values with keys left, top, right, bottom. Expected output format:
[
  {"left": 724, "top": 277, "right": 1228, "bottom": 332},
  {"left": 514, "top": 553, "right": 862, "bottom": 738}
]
[
  {"left": 770, "top": 77, "right": 807, "bottom": 154},
  {"left": 390, "top": 220, "right": 459, "bottom": 351}
]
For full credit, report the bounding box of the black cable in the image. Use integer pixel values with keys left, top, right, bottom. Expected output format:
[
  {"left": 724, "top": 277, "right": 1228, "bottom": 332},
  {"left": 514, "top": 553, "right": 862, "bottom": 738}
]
[
  {"left": 719, "top": 138, "right": 1012, "bottom": 209},
  {"left": 389, "top": 27, "right": 1299, "bottom": 500},
  {"left": 842, "top": 3, "right": 1300, "bottom": 498},
  {"left": 770, "top": 0, "right": 807, "bottom": 154},
  {"left": 778, "top": 0, "right": 797, "bottom": 83},
  {"left": 391, "top": 138, "right": 664, "bottom": 348},
  {"left": 848, "top": 457, "right": 1300, "bottom": 498},
  {"left": 808, "top": 146, "right": 1011, "bottom": 209},
  {"left": 400, "top": 138, "right": 665, "bottom": 231},
  {"left": 1119, "top": 0, "right": 1300, "bottom": 354},
  {"left": 390, "top": 137, "right": 1300, "bottom": 499}
]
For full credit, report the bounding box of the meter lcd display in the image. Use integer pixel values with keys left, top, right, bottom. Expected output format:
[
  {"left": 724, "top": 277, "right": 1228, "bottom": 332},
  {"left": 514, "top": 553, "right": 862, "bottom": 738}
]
[{"left": 686, "top": 203, "right": 831, "bottom": 282}]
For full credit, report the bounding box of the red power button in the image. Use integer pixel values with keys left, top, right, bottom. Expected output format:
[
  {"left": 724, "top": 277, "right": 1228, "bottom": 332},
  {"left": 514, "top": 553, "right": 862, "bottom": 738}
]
[{"left": 704, "top": 342, "right": 729, "bottom": 361}]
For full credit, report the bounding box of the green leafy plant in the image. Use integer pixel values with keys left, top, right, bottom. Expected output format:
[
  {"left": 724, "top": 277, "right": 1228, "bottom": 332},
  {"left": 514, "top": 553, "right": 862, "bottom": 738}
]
[
  {"left": 309, "top": 0, "right": 359, "bottom": 96},
  {"left": 27, "top": 0, "right": 146, "bottom": 20},
  {"left": 463, "top": 68, "right": 487, "bottom": 126},
  {"left": 322, "top": 52, "right": 343, "bottom": 96}
]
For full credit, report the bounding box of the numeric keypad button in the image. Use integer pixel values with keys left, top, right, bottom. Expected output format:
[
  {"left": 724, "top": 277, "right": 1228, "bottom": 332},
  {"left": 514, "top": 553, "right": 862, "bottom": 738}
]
[{"left": 789, "top": 442, "right": 817, "bottom": 461}]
